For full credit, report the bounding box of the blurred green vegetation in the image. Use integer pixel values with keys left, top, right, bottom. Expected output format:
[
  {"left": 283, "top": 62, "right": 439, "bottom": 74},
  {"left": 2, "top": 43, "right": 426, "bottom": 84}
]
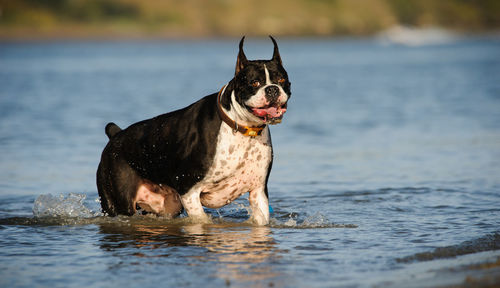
[{"left": 0, "top": 0, "right": 499, "bottom": 38}]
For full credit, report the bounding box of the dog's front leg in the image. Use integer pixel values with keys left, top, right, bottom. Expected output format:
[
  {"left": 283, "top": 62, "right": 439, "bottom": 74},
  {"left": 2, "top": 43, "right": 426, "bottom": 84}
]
[
  {"left": 180, "top": 187, "right": 211, "bottom": 223},
  {"left": 248, "top": 186, "right": 270, "bottom": 225}
]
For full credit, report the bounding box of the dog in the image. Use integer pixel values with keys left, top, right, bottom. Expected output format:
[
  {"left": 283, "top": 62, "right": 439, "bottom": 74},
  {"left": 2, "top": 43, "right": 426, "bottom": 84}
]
[{"left": 96, "top": 36, "right": 291, "bottom": 225}]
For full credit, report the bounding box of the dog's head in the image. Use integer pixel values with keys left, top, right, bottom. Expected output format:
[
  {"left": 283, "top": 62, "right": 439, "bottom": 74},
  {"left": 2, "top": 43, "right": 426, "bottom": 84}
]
[{"left": 220, "top": 36, "right": 291, "bottom": 126}]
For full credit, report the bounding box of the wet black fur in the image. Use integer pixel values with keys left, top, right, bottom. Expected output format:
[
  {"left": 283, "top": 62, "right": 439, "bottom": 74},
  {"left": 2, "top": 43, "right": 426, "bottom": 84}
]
[{"left": 97, "top": 95, "right": 221, "bottom": 216}]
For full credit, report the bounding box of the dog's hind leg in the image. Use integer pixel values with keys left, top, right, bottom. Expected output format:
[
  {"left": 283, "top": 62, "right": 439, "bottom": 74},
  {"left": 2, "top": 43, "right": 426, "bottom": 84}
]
[
  {"left": 97, "top": 163, "right": 117, "bottom": 216},
  {"left": 97, "top": 154, "right": 140, "bottom": 216},
  {"left": 135, "top": 181, "right": 182, "bottom": 218}
]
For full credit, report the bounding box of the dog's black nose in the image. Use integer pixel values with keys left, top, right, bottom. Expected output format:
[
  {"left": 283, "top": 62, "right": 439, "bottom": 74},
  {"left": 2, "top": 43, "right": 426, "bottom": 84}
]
[{"left": 265, "top": 85, "right": 280, "bottom": 103}]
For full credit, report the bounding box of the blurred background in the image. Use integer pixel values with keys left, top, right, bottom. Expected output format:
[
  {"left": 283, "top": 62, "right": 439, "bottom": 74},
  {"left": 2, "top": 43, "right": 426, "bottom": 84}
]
[{"left": 1, "top": 0, "right": 499, "bottom": 39}]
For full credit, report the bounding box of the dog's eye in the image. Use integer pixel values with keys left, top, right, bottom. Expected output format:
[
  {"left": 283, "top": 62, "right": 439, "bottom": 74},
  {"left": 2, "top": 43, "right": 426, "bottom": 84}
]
[
  {"left": 251, "top": 81, "right": 261, "bottom": 88},
  {"left": 278, "top": 78, "right": 286, "bottom": 84}
]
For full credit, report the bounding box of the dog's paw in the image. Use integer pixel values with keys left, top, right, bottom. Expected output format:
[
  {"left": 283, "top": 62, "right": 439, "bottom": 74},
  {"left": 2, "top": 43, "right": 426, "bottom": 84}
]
[
  {"left": 188, "top": 213, "right": 213, "bottom": 224},
  {"left": 247, "top": 214, "right": 270, "bottom": 226}
]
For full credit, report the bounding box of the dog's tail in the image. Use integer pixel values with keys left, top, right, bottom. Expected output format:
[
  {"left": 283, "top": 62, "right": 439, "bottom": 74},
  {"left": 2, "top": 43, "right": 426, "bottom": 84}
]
[{"left": 105, "top": 122, "right": 122, "bottom": 139}]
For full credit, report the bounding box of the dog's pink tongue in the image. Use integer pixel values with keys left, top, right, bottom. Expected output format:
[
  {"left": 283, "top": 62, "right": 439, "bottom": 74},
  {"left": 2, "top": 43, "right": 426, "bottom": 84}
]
[{"left": 252, "top": 107, "right": 282, "bottom": 118}]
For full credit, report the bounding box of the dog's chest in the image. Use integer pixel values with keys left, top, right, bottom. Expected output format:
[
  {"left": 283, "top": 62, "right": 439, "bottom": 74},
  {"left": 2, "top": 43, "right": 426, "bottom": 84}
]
[{"left": 199, "top": 124, "right": 272, "bottom": 208}]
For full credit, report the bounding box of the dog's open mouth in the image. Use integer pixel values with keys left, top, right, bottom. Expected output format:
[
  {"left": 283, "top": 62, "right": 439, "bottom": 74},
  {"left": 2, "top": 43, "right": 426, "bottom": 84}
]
[{"left": 249, "top": 103, "right": 287, "bottom": 124}]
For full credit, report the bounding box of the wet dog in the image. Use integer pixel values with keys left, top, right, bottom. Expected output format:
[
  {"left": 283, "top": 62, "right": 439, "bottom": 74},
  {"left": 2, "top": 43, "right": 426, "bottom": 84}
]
[{"left": 96, "top": 36, "right": 291, "bottom": 225}]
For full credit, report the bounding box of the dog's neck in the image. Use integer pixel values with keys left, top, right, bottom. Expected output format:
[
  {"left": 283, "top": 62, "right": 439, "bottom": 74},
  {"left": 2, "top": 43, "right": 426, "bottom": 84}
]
[{"left": 217, "top": 85, "right": 266, "bottom": 137}]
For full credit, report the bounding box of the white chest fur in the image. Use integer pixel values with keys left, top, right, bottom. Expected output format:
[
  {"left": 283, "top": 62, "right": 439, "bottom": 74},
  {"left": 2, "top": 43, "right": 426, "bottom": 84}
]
[{"left": 198, "top": 123, "right": 272, "bottom": 208}]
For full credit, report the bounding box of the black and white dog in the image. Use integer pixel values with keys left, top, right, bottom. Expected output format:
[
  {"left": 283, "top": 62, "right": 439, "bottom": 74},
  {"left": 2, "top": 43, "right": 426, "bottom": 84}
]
[{"left": 96, "top": 36, "right": 291, "bottom": 225}]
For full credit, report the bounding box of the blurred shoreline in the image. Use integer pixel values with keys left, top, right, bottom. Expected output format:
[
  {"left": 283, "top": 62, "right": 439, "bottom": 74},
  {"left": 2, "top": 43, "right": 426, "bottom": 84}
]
[
  {"left": 1, "top": 0, "right": 499, "bottom": 41},
  {"left": 383, "top": 251, "right": 500, "bottom": 288},
  {"left": 1, "top": 26, "right": 499, "bottom": 44}
]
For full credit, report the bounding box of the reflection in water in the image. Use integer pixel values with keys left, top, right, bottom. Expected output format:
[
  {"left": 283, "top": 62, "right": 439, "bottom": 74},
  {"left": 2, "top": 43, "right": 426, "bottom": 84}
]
[{"left": 98, "top": 219, "right": 283, "bottom": 286}]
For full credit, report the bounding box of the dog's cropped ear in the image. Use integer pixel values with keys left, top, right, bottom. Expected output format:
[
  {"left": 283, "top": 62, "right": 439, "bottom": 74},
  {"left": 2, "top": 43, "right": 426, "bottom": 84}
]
[
  {"left": 270, "top": 35, "right": 282, "bottom": 65},
  {"left": 235, "top": 36, "right": 248, "bottom": 76}
]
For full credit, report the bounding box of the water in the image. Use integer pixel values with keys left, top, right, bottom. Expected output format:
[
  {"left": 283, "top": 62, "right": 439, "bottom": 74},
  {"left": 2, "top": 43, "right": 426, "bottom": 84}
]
[{"left": 1, "top": 36, "right": 500, "bottom": 287}]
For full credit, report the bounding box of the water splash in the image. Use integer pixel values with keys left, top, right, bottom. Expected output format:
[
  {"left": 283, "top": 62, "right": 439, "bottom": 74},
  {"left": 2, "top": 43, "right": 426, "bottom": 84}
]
[
  {"left": 270, "top": 212, "right": 357, "bottom": 229},
  {"left": 302, "top": 212, "right": 330, "bottom": 227},
  {"left": 33, "top": 193, "right": 102, "bottom": 218},
  {"left": 29, "top": 193, "right": 356, "bottom": 228},
  {"left": 283, "top": 214, "right": 297, "bottom": 227},
  {"left": 214, "top": 201, "right": 357, "bottom": 228}
]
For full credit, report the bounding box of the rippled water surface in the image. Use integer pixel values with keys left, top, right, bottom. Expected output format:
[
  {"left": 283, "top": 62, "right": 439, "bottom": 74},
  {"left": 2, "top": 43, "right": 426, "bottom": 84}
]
[{"left": 1, "top": 37, "right": 500, "bottom": 287}]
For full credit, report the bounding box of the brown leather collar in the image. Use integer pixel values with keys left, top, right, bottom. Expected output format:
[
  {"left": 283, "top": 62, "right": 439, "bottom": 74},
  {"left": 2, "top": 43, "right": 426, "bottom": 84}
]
[{"left": 217, "top": 85, "right": 266, "bottom": 137}]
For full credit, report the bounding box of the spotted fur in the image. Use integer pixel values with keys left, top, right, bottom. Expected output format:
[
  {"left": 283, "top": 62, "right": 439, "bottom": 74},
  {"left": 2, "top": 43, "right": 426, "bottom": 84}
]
[{"left": 180, "top": 123, "right": 272, "bottom": 224}]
